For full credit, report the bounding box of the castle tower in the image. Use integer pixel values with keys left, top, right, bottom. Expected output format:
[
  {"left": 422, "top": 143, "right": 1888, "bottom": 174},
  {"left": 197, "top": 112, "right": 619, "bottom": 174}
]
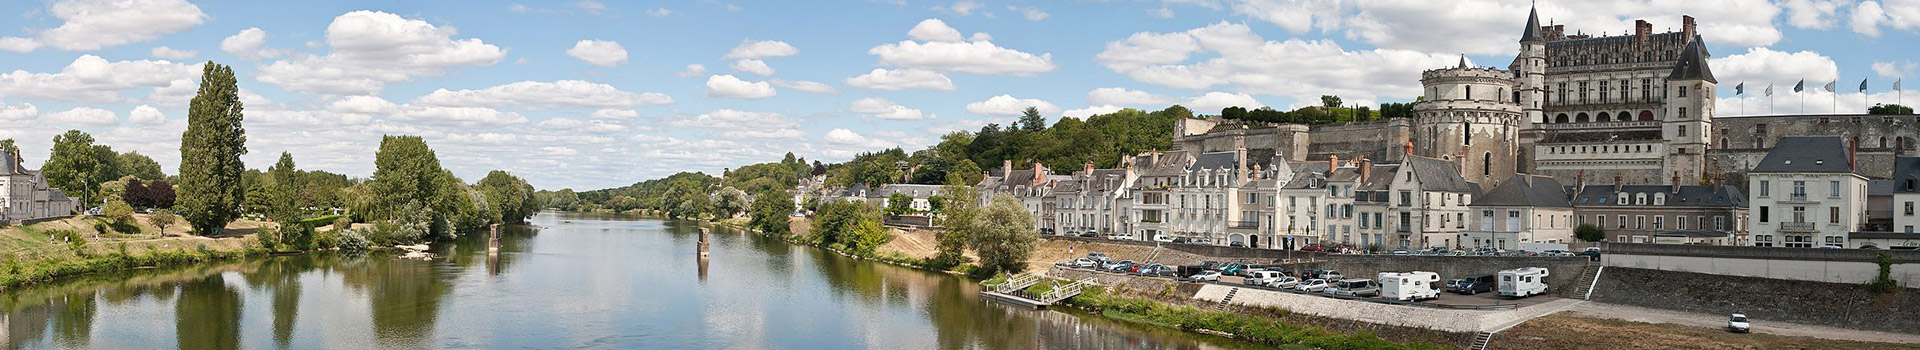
[
  {"left": 1413, "top": 59, "right": 1524, "bottom": 191},
  {"left": 1663, "top": 35, "right": 1715, "bottom": 184},
  {"left": 1510, "top": 5, "right": 1547, "bottom": 174}
]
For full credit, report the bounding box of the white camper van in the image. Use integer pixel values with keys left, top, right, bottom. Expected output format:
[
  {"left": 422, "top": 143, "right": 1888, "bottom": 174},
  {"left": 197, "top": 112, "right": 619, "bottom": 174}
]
[
  {"left": 1378, "top": 271, "right": 1441, "bottom": 301},
  {"left": 1498, "top": 267, "right": 1550, "bottom": 297}
]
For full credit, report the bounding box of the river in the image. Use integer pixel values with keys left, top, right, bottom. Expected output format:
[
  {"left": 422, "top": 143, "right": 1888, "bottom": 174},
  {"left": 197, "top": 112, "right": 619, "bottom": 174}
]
[{"left": 2, "top": 211, "right": 1259, "bottom": 349}]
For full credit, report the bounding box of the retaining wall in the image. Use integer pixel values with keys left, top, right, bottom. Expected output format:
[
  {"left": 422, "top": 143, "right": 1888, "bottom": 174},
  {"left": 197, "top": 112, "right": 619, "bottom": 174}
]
[
  {"left": 1042, "top": 236, "right": 1595, "bottom": 297},
  {"left": 1603, "top": 243, "right": 1920, "bottom": 287},
  {"left": 1590, "top": 267, "right": 1920, "bottom": 335},
  {"left": 1192, "top": 284, "right": 1582, "bottom": 333}
]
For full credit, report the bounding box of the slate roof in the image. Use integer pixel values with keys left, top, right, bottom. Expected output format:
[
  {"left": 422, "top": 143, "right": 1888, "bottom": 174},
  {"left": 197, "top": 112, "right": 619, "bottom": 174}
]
[
  {"left": 1405, "top": 156, "right": 1480, "bottom": 193},
  {"left": 873, "top": 184, "right": 943, "bottom": 198},
  {"left": 1471, "top": 175, "right": 1572, "bottom": 207},
  {"left": 1570, "top": 185, "right": 1747, "bottom": 207},
  {"left": 1751, "top": 136, "right": 1856, "bottom": 174},
  {"left": 0, "top": 150, "right": 20, "bottom": 175},
  {"left": 1193, "top": 151, "right": 1238, "bottom": 170},
  {"left": 49, "top": 188, "right": 71, "bottom": 202},
  {"left": 1358, "top": 164, "right": 1401, "bottom": 191},
  {"left": 1282, "top": 162, "right": 1331, "bottom": 190},
  {"left": 1080, "top": 169, "right": 1131, "bottom": 193},
  {"left": 1870, "top": 180, "right": 1896, "bottom": 197},
  {"left": 1520, "top": 6, "right": 1543, "bottom": 42},
  {"left": 1893, "top": 157, "right": 1920, "bottom": 194},
  {"left": 1666, "top": 35, "right": 1716, "bottom": 83}
]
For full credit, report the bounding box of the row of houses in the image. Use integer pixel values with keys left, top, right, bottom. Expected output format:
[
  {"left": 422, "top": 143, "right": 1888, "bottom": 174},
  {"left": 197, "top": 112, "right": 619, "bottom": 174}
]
[
  {"left": 964, "top": 135, "right": 1919, "bottom": 251},
  {"left": 0, "top": 150, "right": 81, "bottom": 224}
]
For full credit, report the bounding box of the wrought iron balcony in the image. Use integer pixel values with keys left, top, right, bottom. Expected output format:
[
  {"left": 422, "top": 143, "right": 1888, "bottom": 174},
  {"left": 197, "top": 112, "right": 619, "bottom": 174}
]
[{"left": 1778, "top": 222, "right": 1818, "bottom": 233}]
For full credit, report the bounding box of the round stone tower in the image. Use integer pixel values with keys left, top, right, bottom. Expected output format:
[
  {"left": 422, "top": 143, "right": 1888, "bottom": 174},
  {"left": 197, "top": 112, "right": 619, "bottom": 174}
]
[{"left": 1413, "top": 58, "right": 1525, "bottom": 190}]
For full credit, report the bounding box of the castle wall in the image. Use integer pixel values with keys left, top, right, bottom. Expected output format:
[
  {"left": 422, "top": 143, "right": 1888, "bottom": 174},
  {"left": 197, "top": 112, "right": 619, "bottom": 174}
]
[
  {"left": 1705, "top": 114, "right": 1920, "bottom": 179},
  {"left": 1305, "top": 119, "right": 1410, "bottom": 163}
]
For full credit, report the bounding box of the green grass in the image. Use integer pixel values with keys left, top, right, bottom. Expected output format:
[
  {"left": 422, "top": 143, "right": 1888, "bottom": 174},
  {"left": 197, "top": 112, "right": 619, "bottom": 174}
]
[
  {"left": 1063, "top": 288, "right": 1450, "bottom": 350},
  {"left": 0, "top": 244, "right": 263, "bottom": 288}
]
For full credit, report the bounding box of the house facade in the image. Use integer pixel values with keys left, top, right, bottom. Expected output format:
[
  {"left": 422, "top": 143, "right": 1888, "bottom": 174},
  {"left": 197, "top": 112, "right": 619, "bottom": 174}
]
[
  {"left": 0, "top": 151, "right": 80, "bottom": 223},
  {"left": 1464, "top": 175, "right": 1575, "bottom": 250},
  {"left": 1747, "top": 136, "right": 1870, "bottom": 248},
  {"left": 1893, "top": 157, "right": 1920, "bottom": 234}
]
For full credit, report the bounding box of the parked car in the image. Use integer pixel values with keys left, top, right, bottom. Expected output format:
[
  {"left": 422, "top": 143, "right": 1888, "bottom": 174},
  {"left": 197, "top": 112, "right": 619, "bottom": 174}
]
[
  {"left": 1728, "top": 314, "right": 1751, "bottom": 333},
  {"left": 1319, "top": 270, "right": 1344, "bottom": 281},
  {"left": 1088, "top": 252, "right": 1110, "bottom": 262},
  {"left": 1300, "top": 245, "right": 1329, "bottom": 252},
  {"left": 1295, "top": 278, "right": 1329, "bottom": 292},
  {"left": 1448, "top": 274, "right": 1497, "bottom": 295},
  {"left": 1189, "top": 271, "right": 1222, "bottom": 282},
  {"left": 1300, "top": 268, "right": 1325, "bottom": 279},
  {"left": 1153, "top": 235, "right": 1174, "bottom": 243},
  {"left": 1498, "top": 267, "right": 1551, "bottom": 298},
  {"left": 1328, "top": 279, "right": 1380, "bottom": 297},
  {"left": 1171, "top": 237, "right": 1194, "bottom": 244},
  {"left": 1079, "top": 232, "right": 1100, "bottom": 238},
  {"left": 1268, "top": 276, "right": 1301, "bottom": 289},
  {"left": 1102, "top": 260, "right": 1134, "bottom": 271},
  {"left": 1245, "top": 270, "right": 1286, "bottom": 286},
  {"left": 1229, "top": 241, "right": 1246, "bottom": 248},
  {"left": 1389, "top": 250, "right": 1413, "bottom": 255},
  {"left": 1070, "top": 258, "right": 1097, "bottom": 268},
  {"left": 1135, "top": 263, "right": 1168, "bottom": 275}
]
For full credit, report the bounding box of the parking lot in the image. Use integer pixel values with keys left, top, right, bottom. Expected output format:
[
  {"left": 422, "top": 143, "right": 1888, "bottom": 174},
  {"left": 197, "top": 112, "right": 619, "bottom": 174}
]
[{"left": 1060, "top": 264, "right": 1562, "bottom": 310}]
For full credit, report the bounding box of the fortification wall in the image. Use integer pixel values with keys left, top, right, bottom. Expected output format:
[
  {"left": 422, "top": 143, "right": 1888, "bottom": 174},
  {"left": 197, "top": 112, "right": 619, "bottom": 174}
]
[
  {"left": 1307, "top": 119, "right": 1411, "bottom": 163},
  {"left": 1591, "top": 267, "right": 1920, "bottom": 335},
  {"left": 1709, "top": 114, "right": 1919, "bottom": 178}
]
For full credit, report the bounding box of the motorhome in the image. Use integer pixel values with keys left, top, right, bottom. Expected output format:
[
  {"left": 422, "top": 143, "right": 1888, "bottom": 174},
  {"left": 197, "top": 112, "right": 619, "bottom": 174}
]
[
  {"left": 1378, "top": 271, "right": 1441, "bottom": 301},
  {"left": 1497, "top": 267, "right": 1550, "bottom": 297}
]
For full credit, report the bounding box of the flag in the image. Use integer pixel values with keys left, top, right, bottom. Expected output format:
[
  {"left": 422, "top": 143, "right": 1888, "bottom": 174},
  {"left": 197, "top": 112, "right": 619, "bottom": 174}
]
[
  {"left": 1823, "top": 81, "right": 1836, "bottom": 92},
  {"left": 1765, "top": 83, "right": 1774, "bottom": 96},
  {"left": 1794, "top": 80, "right": 1805, "bottom": 92},
  {"left": 1735, "top": 82, "right": 1745, "bottom": 95},
  {"left": 1860, "top": 78, "right": 1869, "bottom": 93}
]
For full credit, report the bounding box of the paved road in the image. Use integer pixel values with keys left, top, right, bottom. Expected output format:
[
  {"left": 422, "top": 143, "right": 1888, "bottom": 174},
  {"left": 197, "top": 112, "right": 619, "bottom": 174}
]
[{"left": 1566, "top": 302, "right": 1920, "bottom": 344}]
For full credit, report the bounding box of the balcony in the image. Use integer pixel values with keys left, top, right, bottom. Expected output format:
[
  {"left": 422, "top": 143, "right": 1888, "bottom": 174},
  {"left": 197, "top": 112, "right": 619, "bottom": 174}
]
[
  {"left": 1778, "top": 222, "right": 1818, "bottom": 233},
  {"left": 1780, "top": 193, "right": 1817, "bottom": 204},
  {"left": 1229, "top": 221, "right": 1259, "bottom": 229}
]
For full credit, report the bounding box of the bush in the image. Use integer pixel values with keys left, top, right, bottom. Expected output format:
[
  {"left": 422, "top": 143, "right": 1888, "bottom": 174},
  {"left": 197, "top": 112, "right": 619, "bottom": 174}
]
[
  {"left": 337, "top": 229, "right": 371, "bottom": 251},
  {"left": 333, "top": 216, "right": 353, "bottom": 231},
  {"left": 1868, "top": 253, "right": 1901, "bottom": 294},
  {"left": 1575, "top": 224, "right": 1606, "bottom": 242}
]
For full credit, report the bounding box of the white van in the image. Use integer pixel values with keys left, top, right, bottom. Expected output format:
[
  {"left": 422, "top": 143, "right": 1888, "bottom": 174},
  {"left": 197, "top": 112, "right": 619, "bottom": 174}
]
[
  {"left": 1245, "top": 270, "right": 1285, "bottom": 286},
  {"left": 1498, "top": 267, "right": 1550, "bottom": 297},
  {"left": 1378, "top": 271, "right": 1441, "bottom": 301}
]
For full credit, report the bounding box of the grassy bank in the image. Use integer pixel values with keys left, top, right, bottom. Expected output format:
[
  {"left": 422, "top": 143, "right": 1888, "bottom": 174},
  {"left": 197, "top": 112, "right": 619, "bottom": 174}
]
[
  {"left": 0, "top": 214, "right": 270, "bottom": 289},
  {"left": 0, "top": 243, "right": 262, "bottom": 288},
  {"left": 1059, "top": 286, "right": 1452, "bottom": 350}
]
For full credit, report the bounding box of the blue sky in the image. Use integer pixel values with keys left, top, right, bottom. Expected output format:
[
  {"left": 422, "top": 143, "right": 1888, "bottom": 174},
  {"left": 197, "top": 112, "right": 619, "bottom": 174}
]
[{"left": 0, "top": 0, "right": 1914, "bottom": 190}]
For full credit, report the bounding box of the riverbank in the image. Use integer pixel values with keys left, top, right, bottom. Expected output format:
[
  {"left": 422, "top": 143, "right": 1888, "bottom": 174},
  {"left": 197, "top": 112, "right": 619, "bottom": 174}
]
[{"left": 0, "top": 214, "right": 266, "bottom": 288}]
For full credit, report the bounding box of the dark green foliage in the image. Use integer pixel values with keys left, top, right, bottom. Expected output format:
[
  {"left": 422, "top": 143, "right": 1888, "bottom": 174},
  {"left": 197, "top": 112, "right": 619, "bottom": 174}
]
[
  {"left": 748, "top": 191, "right": 794, "bottom": 237},
  {"left": 1379, "top": 102, "right": 1416, "bottom": 119},
  {"left": 1320, "top": 95, "right": 1342, "bottom": 108},
  {"left": 367, "top": 135, "right": 499, "bottom": 242},
  {"left": 1575, "top": 224, "right": 1606, "bottom": 242},
  {"left": 971, "top": 196, "right": 1037, "bottom": 274},
  {"left": 476, "top": 170, "right": 537, "bottom": 224},
  {"left": 885, "top": 192, "right": 913, "bottom": 216},
  {"left": 267, "top": 152, "right": 301, "bottom": 223},
  {"left": 117, "top": 151, "right": 166, "bottom": 180},
  {"left": 178, "top": 62, "right": 249, "bottom": 236},
  {"left": 1867, "top": 253, "right": 1899, "bottom": 294},
  {"left": 1868, "top": 104, "right": 1914, "bottom": 115},
  {"left": 44, "top": 130, "right": 113, "bottom": 207},
  {"left": 810, "top": 200, "right": 890, "bottom": 256}
]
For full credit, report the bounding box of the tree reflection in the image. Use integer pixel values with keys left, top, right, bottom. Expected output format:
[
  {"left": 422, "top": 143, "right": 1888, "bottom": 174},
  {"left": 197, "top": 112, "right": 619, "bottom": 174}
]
[
  {"left": 339, "top": 256, "right": 452, "bottom": 349},
  {"left": 175, "top": 274, "right": 242, "bottom": 350}
]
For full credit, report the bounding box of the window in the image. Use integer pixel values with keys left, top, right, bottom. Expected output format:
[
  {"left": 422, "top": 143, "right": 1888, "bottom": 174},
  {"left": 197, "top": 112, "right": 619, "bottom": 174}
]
[
  {"left": 1636, "top": 215, "right": 1646, "bottom": 229},
  {"left": 1793, "top": 181, "right": 1806, "bottom": 196},
  {"left": 1678, "top": 125, "right": 1687, "bottom": 137},
  {"left": 1678, "top": 86, "right": 1687, "bottom": 97},
  {"left": 1653, "top": 216, "right": 1664, "bottom": 231},
  {"left": 1755, "top": 235, "right": 1774, "bottom": 247},
  {"left": 1758, "top": 206, "right": 1770, "bottom": 223},
  {"left": 1829, "top": 181, "right": 1841, "bottom": 198},
  {"left": 1482, "top": 153, "right": 1491, "bottom": 176},
  {"left": 1906, "top": 202, "right": 1914, "bottom": 216},
  {"left": 1678, "top": 107, "right": 1687, "bottom": 121},
  {"left": 1715, "top": 216, "right": 1726, "bottom": 230},
  {"left": 1793, "top": 206, "right": 1806, "bottom": 223},
  {"left": 1677, "top": 216, "right": 1688, "bottom": 230},
  {"left": 1596, "top": 215, "right": 1606, "bottom": 228},
  {"left": 1758, "top": 180, "right": 1770, "bottom": 197},
  {"left": 1830, "top": 207, "right": 1841, "bottom": 224},
  {"left": 1617, "top": 215, "right": 1628, "bottom": 229}
]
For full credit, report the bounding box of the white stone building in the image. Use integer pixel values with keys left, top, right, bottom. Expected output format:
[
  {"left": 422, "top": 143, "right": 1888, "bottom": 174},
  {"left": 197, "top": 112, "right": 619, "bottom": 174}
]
[
  {"left": 1, "top": 150, "right": 80, "bottom": 223},
  {"left": 1048, "top": 163, "right": 1136, "bottom": 238},
  {"left": 1894, "top": 157, "right": 1920, "bottom": 234},
  {"left": 1747, "top": 136, "right": 1870, "bottom": 248},
  {"left": 1463, "top": 174, "right": 1575, "bottom": 250},
  {"left": 1384, "top": 155, "right": 1480, "bottom": 249}
]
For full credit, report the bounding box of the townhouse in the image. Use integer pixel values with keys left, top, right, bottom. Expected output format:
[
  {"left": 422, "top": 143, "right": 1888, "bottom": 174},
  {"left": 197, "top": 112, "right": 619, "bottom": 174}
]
[
  {"left": 1747, "top": 136, "right": 1869, "bottom": 248},
  {"left": 1463, "top": 174, "right": 1575, "bottom": 250}
]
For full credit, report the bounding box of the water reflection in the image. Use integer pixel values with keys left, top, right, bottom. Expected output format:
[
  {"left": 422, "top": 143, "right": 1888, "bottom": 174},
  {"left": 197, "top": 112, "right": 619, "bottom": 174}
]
[{"left": 1, "top": 212, "right": 1258, "bottom": 350}]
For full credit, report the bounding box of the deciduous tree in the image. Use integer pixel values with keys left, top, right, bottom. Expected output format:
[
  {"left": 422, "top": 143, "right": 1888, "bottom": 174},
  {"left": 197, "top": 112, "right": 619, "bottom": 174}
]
[
  {"left": 970, "top": 196, "right": 1037, "bottom": 274},
  {"left": 178, "top": 62, "right": 249, "bottom": 236}
]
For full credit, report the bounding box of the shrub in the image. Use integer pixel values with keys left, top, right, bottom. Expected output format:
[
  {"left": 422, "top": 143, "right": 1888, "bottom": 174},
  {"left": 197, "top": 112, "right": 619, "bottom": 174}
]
[
  {"left": 1868, "top": 253, "right": 1901, "bottom": 294},
  {"left": 337, "top": 229, "right": 371, "bottom": 251}
]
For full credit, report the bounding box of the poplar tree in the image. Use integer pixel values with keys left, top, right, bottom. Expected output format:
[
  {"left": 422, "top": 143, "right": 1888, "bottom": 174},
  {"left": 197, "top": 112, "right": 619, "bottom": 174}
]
[
  {"left": 267, "top": 152, "right": 300, "bottom": 223},
  {"left": 178, "top": 62, "right": 248, "bottom": 236}
]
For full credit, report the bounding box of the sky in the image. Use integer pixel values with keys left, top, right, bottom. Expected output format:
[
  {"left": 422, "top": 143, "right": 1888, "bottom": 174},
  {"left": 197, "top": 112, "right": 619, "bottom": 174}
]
[{"left": 0, "top": 0, "right": 1915, "bottom": 191}]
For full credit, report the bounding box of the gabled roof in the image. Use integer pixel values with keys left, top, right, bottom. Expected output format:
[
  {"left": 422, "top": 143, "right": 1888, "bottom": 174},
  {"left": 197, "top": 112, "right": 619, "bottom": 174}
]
[
  {"left": 1893, "top": 157, "right": 1920, "bottom": 194},
  {"left": 1520, "top": 5, "right": 1543, "bottom": 43},
  {"left": 1358, "top": 164, "right": 1400, "bottom": 191},
  {"left": 0, "top": 150, "right": 20, "bottom": 175},
  {"left": 1570, "top": 185, "right": 1746, "bottom": 207},
  {"left": 1193, "top": 151, "right": 1238, "bottom": 170},
  {"left": 1751, "top": 136, "right": 1855, "bottom": 174},
  {"left": 1666, "top": 35, "right": 1716, "bottom": 83},
  {"left": 1405, "top": 156, "right": 1479, "bottom": 193},
  {"left": 1471, "top": 175, "right": 1571, "bottom": 207}
]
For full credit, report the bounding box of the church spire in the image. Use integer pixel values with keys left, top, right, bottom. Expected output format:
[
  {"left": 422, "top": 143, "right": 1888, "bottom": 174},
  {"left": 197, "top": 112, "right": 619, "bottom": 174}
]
[
  {"left": 1458, "top": 55, "right": 1468, "bottom": 69},
  {"left": 1520, "top": 2, "right": 1544, "bottom": 43}
]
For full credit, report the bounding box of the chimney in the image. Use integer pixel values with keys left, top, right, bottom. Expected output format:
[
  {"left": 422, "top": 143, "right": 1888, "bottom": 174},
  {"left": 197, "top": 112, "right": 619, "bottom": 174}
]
[
  {"left": 1329, "top": 155, "right": 1340, "bottom": 173},
  {"left": 1236, "top": 147, "right": 1249, "bottom": 183},
  {"left": 1003, "top": 159, "right": 1013, "bottom": 176},
  {"left": 1614, "top": 172, "right": 1624, "bottom": 193},
  {"left": 1671, "top": 171, "right": 1681, "bottom": 194},
  {"left": 1085, "top": 161, "right": 1095, "bottom": 176},
  {"left": 1682, "top": 15, "right": 1696, "bottom": 41},
  {"left": 1032, "top": 161, "right": 1046, "bottom": 186},
  {"left": 1849, "top": 140, "right": 1858, "bottom": 171},
  {"left": 1359, "top": 158, "right": 1373, "bottom": 183},
  {"left": 1403, "top": 141, "right": 1414, "bottom": 157},
  {"left": 1635, "top": 20, "right": 1651, "bottom": 43}
]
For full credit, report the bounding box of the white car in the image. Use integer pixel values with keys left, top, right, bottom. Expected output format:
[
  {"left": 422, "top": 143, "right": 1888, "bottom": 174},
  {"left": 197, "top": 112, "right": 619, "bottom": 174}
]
[
  {"left": 1728, "top": 314, "right": 1751, "bottom": 333},
  {"left": 1268, "top": 276, "right": 1301, "bottom": 289},
  {"left": 1244, "top": 270, "right": 1286, "bottom": 286},
  {"left": 1189, "top": 271, "right": 1222, "bottom": 282},
  {"left": 1294, "top": 278, "right": 1329, "bottom": 292},
  {"left": 1153, "top": 235, "right": 1174, "bottom": 243},
  {"left": 1070, "top": 258, "right": 1097, "bottom": 268}
]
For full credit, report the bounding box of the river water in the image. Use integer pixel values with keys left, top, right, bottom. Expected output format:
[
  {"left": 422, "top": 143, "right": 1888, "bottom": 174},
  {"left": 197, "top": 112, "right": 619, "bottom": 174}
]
[{"left": 2, "top": 212, "right": 1258, "bottom": 349}]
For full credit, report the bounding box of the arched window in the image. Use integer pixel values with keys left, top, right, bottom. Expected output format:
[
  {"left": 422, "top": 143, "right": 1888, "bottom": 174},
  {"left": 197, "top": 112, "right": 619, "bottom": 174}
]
[
  {"left": 1576, "top": 114, "right": 1589, "bottom": 123},
  {"left": 1881, "top": 137, "right": 1888, "bottom": 148},
  {"left": 1638, "top": 111, "right": 1654, "bottom": 121},
  {"left": 1556, "top": 114, "right": 1570, "bottom": 123},
  {"left": 1635, "top": 193, "right": 1647, "bottom": 205},
  {"left": 1482, "top": 152, "right": 1492, "bottom": 176},
  {"left": 1576, "top": 112, "right": 1589, "bottom": 122},
  {"left": 1617, "top": 192, "right": 1629, "bottom": 205},
  {"left": 1464, "top": 122, "right": 1472, "bottom": 145}
]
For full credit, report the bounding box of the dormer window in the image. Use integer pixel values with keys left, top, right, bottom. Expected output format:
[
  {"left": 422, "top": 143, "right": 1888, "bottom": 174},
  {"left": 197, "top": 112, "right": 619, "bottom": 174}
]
[
  {"left": 1653, "top": 193, "right": 1666, "bottom": 205},
  {"left": 1635, "top": 193, "right": 1647, "bottom": 205},
  {"left": 1617, "top": 193, "right": 1629, "bottom": 205}
]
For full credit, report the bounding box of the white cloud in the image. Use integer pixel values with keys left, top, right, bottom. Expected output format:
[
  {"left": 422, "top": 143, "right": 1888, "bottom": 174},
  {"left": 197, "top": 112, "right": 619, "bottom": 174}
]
[
  {"left": 543, "top": 146, "right": 581, "bottom": 156},
  {"left": 48, "top": 107, "right": 119, "bottom": 126},
  {"left": 414, "top": 80, "right": 674, "bottom": 109},
  {"left": 645, "top": 8, "right": 673, "bottom": 17},
  {"left": 0, "top": 54, "right": 200, "bottom": 103},
  {"left": 966, "top": 94, "right": 1061, "bottom": 116},
  {"left": 771, "top": 79, "right": 837, "bottom": 94},
  {"left": 567, "top": 39, "right": 629, "bottom": 67},
  {"left": 1097, "top": 22, "right": 1456, "bottom": 105},
  {"left": 846, "top": 68, "right": 956, "bottom": 91},
  {"left": 1008, "top": 5, "right": 1050, "bottom": 21},
  {"left": 257, "top": 11, "right": 507, "bottom": 95},
  {"left": 590, "top": 108, "right": 640, "bottom": 120},
  {"left": 328, "top": 95, "right": 400, "bottom": 115},
  {"left": 870, "top": 19, "right": 1057, "bottom": 76},
  {"left": 908, "top": 19, "right": 965, "bottom": 42},
  {"left": 1183, "top": 92, "right": 1263, "bottom": 113},
  {"left": 1851, "top": 0, "right": 1920, "bottom": 37},
  {"left": 669, "top": 109, "right": 798, "bottom": 132},
  {"left": 1254, "top": 0, "right": 1784, "bottom": 56},
  {"left": 704, "top": 75, "right": 777, "bottom": 99},
  {"left": 1710, "top": 47, "right": 1839, "bottom": 91},
  {"left": 150, "top": 46, "right": 196, "bottom": 59},
  {"left": 850, "top": 97, "right": 936, "bottom": 120},
  {"left": 730, "top": 59, "right": 775, "bottom": 76},
  {"left": 933, "top": 1, "right": 984, "bottom": 15},
  {"left": 220, "top": 28, "right": 288, "bottom": 60},
  {"left": 0, "top": 102, "right": 39, "bottom": 122},
  {"left": 536, "top": 118, "right": 628, "bottom": 133},
  {"left": 574, "top": 1, "right": 606, "bottom": 10},
  {"left": 389, "top": 106, "right": 528, "bottom": 126},
  {"left": 825, "top": 128, "right": 870, "bottom": 145},
  {"left": 1088, "top": 87, "right": 1175, "bottom": 106},
  {"left": 1063, "top": 105, "right": 1125, "bottom": 119},
  {"left": 1782, "top": 0, "right": 1844, "bottom": 29},
  {"left": 1872, "top": 61, "right": 1915, "bottom": 79},
  {"left": 128, "top": 105, "right": 166, "bottom": 125},
  {"left": 1147, "top": 7, "right": 1176, "bottom": 19},
  {"left": 0, "top": 37, "right": 40, "bottom": 53},
  {"left": 678, "top": 64, "right": 709, "bottom": 78},
  {"left": 723, "top": 40, "right": 799, "bottom": 59},
  {"left": 35, "top": 0, "right": 208, "bottom": 51}
]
